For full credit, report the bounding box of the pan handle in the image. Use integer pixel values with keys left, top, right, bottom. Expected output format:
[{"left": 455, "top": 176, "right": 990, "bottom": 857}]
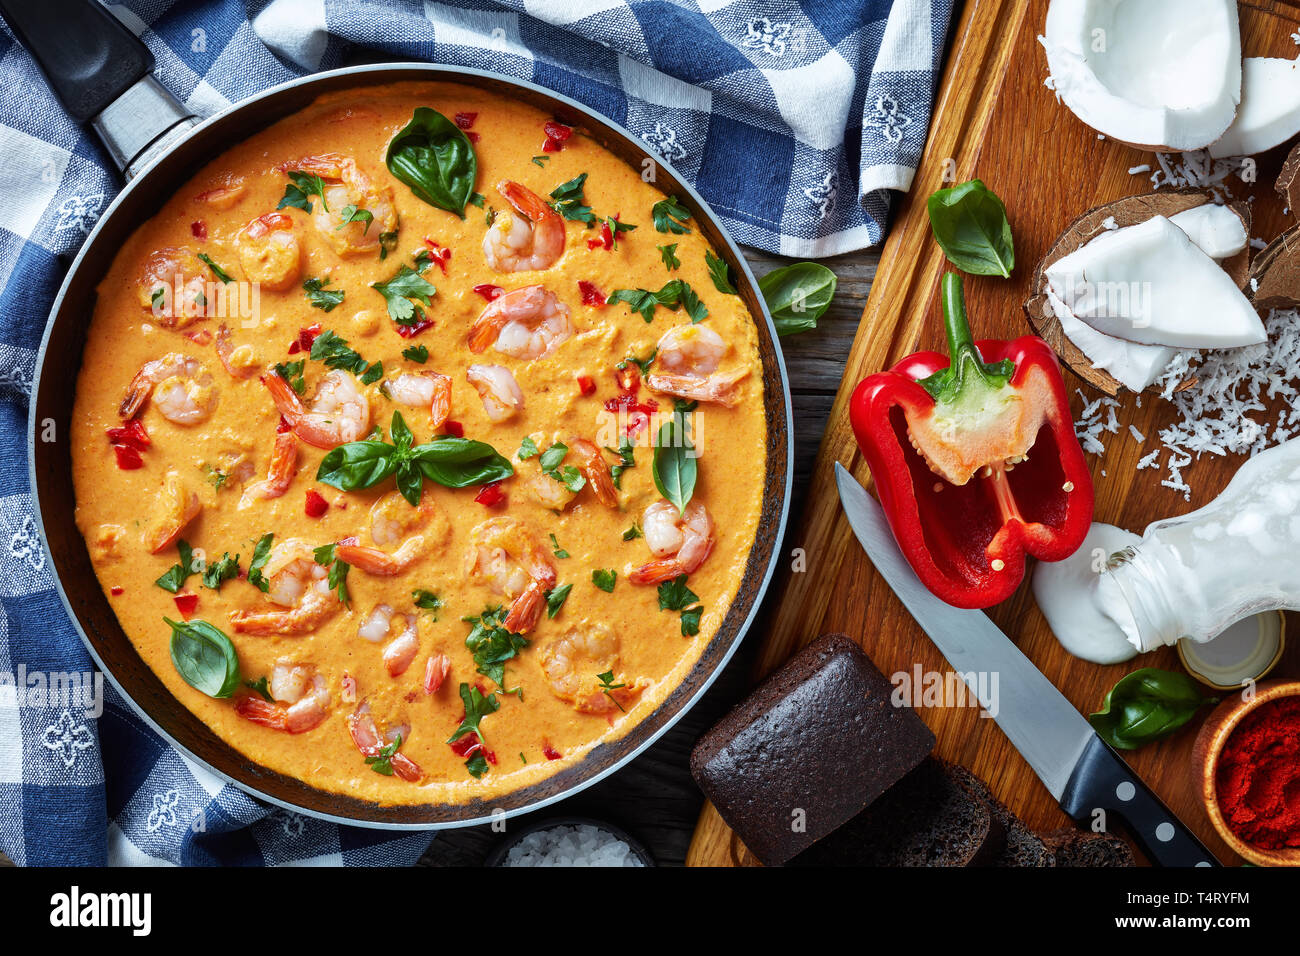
[{"left": 0, "top": 0, "right": 196, "bottom": 178}]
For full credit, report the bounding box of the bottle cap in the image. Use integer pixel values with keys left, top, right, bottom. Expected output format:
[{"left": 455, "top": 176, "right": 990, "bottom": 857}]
[{"left": 1177, "top": 611, "right": 1285, "bottom": 691}]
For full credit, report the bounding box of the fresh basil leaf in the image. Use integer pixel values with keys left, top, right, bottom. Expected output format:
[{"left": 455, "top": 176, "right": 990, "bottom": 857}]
[
  {"left": 705, "top": 250, "right": 738, "bottom": 295},
  {"left": 247, "top": 533, "right": 274, "bottom": 593},
  {"left": 412, "top": 438, "right": 514, "bottom": 488},
  {"left": 545, "top": 583, "right": 572, "bottom": 618},
  {"left": 389, "top": 409, "right": 413, "bottom": 449},
  {"left": 652, "top": 196, "right": 691, "bottom": 234},
  {"left": 166, "top": 617, "right": 240, "bottom": 698},
  {"left": 386, "top": 107, "right": 478, "bottom": 217},
  {"left": 926, "top": 178, "right": 1015, "bottom": 278},
  {"left": 592, "top": 569, "right": 617, "bottom": 592},
  {"left": 316, "top": 440, "right": 399, "bottom": 492},
  {"left": 303, "top": 276, "right": 344, "bottom": 312},
  {"left": 759, "top": 262, "right": 836, "bottom": 336},
  {"left": 652, "top": 413, "right": 697, "bottom": 514},
  {"left": 1088, "top": 668, "right": 1215, "bottom": 751}
]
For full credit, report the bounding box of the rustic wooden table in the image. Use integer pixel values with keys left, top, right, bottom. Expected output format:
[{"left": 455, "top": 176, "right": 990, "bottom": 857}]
[{"left": 418, "top": 246, "right": 879, "bottom": 867}]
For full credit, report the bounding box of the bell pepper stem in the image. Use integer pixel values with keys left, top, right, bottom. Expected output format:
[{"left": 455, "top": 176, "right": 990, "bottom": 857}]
[{"left": 920, "top": 273, "right": 1014, "bottom": 401}]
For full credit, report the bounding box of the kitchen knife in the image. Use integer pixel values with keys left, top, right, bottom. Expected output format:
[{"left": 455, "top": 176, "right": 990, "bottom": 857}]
[{"left": 834, "top": 462, "right": 1218, "bottom": 867}]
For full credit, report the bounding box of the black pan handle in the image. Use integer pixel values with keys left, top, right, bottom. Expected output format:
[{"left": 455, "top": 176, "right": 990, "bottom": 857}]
[
  {"left": 0, "top": 0, "right": 152, "bottom": 122},
  {"left": 1060, "top": 735, "right": 1219, "bottom": 867}
]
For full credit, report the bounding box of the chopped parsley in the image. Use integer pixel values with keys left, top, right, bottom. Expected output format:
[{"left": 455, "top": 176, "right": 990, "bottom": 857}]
[
  {"left": 244, "top": 676, "right": 273, "bottom": 702},
  {"left": 548, "top": 173, "right": 596, "bottom": 226},
  {"left": 312, "top": 542, "right": 351, "bottom": 606},
  {"left": 531, "top": 156, "right": 549, "bottom": 168},
  {"left": 596, "top": 670, "right": 628, "bottom": 712},
  {"left": 401, "top": 344, "right": 429, "bottom": 364},
  {"left": 448, "top": 682, "right": 500, "bottom": 777},
  {"left": 366, "top": 734, "right": 403, "bottom": 776},
  {"left": 622, "top": 523, "right": 643, "bottom": 541},
  {"left": 204, "top": 465, "right": 229, "bottom": 491},
  {"left": 651, "top": 195, "right": 692, "bottom": 234},
  {"left": 303, "top": 276, "right": 345, "bottom": 312},
  {"left": 309, "top": 329, "right": 383, "bottom": 384},
  {"left": 606, "top": 434, "right": 636, "bottom": 489},
  {"left": 607, "top": 279, "right": 708, "bottom": 324},
  {"left": 658, "top": 573, "right": 703, "bottom": 636},
  {"left": 545, "top": 583, "right": 572, "bottom": 619},
  {"left": 155, "top": 540, "right": 198, "bottom": 593},
  {"left": 658, "top": 242, "right": 681, "bottom": 271},
  {"left": 277, "top": 170, "right": 329, "bottom": 213},
  {"left": 197, "top": 252, "right": 233, "bottom": 284},
  {"left": 603, "top": 215, "right": 637, "bottom": 249},
  {"left": 518, "top": 436, "right": 540, "bottom": 460},
  {"left": 246, "top": 533, "right": 274, "bottom": 593},
  {"left": 371, "top": 262, "right": 437, "bottom": 325},
  {"left": 592, "top": 568, "right": 617, "bottom": 593},
  {"left": 274, "top": 359, "right": 306, "bottom": 394},
  {"left": 336, "top": 204, "right": 373, "bottom": 233},
  {"left": 150, "top": 287, "right": 165, "bottom": 309},
  {"left": 202, "top": 552, "right": 240, "bottom": 590},
  {"left": 538, "top": 442, "right": 586, "bottom": 494},
  {"left": 412, "top": 589, "right": 442, "bottom": 620},
  {"left": 378, "top": 230, "right": 400, "bottom": 260},
  {"left": 549, "top": 533, "right": 569, "bottom": 559},
  {"left": 705, "top": 249, "right": 738, "bottom": 295},
  {"left": 463, "top": 606, "right": 528, "bottom": 694}
]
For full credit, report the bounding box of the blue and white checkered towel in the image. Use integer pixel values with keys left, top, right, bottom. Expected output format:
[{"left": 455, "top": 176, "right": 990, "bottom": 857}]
[{"left": 0, "top": 0, "right": 952, "bottom": 866}]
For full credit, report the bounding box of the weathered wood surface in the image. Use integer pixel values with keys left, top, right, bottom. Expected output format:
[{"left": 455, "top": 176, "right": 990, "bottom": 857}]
[{"left": 686, "top": 0, "right": 1300, "bottom": 867}]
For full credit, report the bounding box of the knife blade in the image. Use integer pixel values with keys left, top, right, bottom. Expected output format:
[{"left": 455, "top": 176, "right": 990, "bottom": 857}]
[{"left": 834, "top": 462, "right": 1218, "bottom": 867}]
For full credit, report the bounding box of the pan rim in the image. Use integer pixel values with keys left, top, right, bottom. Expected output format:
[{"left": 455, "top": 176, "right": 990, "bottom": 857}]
[{"left": 27, "top": 61, "right": 794, "bottom": 830}]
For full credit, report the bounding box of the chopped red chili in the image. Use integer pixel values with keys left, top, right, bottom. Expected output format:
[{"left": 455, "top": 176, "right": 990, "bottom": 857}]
[
  {"left": 394, "top": 317, "right": 434, "bottom": 338},
  {"left": 422, "top": 238, "right": 452, "bottom": 274},
  {"left": 173, "top": 592, "right": 198, "bottom": 619},
  {"left": 111, "top": 444, "right": 144, "bottom": 470},
  {"left": 287, "top": 323, "right": 322, "bottom": 355},
  {"left": 442, "top": 420, "right": 464, "bottom": 438},
  {"left": 110, "top": 586, "right": 124, "bottom": 596},
  {"left": 449, "top": 731, "right": 496, "bottom": 765},
  {"left": 577, "top": 374, "right": 597, "bottom": 397},
  {"left": 472, "top": 283, "right": 504, "bottom": 302},
  {"left": 474, "top": 481, "right": 507, "bottom": 508},
  {"left": 587, "top": 219, "right": 614, "bottom": 251},
  {"left": 578, "top": 280, "right": 607, "bottom": 306},
  {"left": 304, "top": 490, "right": 329, "bottom": 518},
  {"left": 190, "top": 220, "right": 207, "bottom": 240},
  {"left": 454, "top": 111, "right": 477, "bottom": 129},
  {"left": 542, "top": 120, "right": 572, "bottom": 152},
  {"left": 107, "top": 419, "right": 150, "bottom": 452},
  {"left": 543, "top": 744, "right": 562, "bottom": 761}
]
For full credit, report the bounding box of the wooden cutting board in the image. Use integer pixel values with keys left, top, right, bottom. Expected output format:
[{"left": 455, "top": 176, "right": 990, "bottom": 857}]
[{"left": 687, "top": 0, "right": 1300, "bottom": 867}]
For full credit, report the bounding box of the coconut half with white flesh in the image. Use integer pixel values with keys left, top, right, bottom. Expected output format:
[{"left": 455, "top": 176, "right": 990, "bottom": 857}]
[
  {"left": 1026, "top": 191, "right": 1253, "bottom": 395},
  {"left": 1042, "top": 0, "right": 1241, "bottom": 152},
  {"left": 1248, "top": 224, "right": 1300, "bottom": 311},
  {"left": 1209, "top": 57, "right": 1300, "bottom": 159}
]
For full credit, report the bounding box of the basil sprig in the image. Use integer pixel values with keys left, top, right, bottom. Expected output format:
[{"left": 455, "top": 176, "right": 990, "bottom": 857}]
[
  {"left": 316, "top": 411, "right": 513, "bottom": 505},
  {"left": 926, "top": 178, "right": 1015, "bottom": 278},
  {"left": 166, "top": 618, "right": 240, "bottom": 699},
  {"left": 386, "top": 107, "right": 477, "bottom": 218},
  {"left": 1088, "top": 668, "right": 1216, "bottom": 751},
  {"left": 652, "top": 411, "right": 697, "bottom": 514},
  {"left": 759, "top": 261, "right": 836, "bottom": 337}
]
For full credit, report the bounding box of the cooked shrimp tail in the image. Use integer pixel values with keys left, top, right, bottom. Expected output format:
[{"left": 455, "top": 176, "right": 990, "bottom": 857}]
[
  {"left": 571, "top": 438, "right": 619, "bottom": 507},
  {"left": 239, "top": 430, "right": 299, "bottom": 507},
  {"left": 482, "top": 181, "right": 566, "bottom": 273},
  {"left": 629, "top": 500, "right": 715, "bottom": 585}
]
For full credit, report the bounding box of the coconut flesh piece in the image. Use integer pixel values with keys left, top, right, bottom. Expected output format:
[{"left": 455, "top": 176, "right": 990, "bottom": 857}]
[
  {"left": 1166, "top": 204, "right": 1248, "bottom": 260},
  {"left": 1045, "top": 290, "right": 1176, "bottom": 392},
  {"left": 1208, "top": 57, "right": 1300, "bottom": 158},
  {"left": 1044, "top": 214, "right": 1265, "bottom": 349},
  {"left": 1042, "top": 0, "right": 1241, "bottom": 151}
]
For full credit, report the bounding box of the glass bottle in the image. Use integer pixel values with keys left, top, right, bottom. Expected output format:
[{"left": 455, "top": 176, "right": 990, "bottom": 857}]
[{"left": 1098, "top": 438, "right": 1300, "bottom": 651}]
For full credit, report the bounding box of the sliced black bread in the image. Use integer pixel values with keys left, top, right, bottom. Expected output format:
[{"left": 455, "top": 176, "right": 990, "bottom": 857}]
[
  {"left": 946, "top": 763, "right": 1055, "bottom": 867},
  {"left": 1040, "top": 828, "right": 1137, "bottom": 867},
  {"left": 790, "top": 757, "right": 1004, "bottom": 867},
  {"left": 690, "top": 633, "right": 935, "bottom": 866}
]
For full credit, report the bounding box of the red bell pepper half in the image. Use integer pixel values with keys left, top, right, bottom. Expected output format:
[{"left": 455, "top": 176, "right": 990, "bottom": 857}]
[{"left": 849, "top": 273, "right": 1093, "bottom": 609}]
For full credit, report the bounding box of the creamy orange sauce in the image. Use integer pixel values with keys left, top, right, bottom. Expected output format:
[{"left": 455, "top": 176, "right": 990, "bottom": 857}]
[{"left": 71, "top": 82, "right": 766, "bottom": 806}]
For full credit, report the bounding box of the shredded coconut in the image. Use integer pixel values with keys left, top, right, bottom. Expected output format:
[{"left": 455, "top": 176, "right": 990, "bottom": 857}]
[
  {"left": 1128, "top": 165, "right": 1151, "bottom": 175},
  {"left": 1128, "top": 425, "right": 1146, "bottom": 443}
]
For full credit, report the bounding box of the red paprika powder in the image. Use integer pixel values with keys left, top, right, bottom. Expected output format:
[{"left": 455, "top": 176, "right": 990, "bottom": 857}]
[{"left": 1215, "top": 696, "right": 1300, "bottom": 850}]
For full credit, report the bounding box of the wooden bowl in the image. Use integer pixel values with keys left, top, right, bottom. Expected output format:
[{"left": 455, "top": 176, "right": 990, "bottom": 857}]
[{"left": 1192, "top": 679, "right": 1300, "bottom": 866}]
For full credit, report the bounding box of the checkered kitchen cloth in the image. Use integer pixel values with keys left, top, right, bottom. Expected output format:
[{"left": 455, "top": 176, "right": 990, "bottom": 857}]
[{"left": 0, "top": 0, "right": 952, "bottom": 866}]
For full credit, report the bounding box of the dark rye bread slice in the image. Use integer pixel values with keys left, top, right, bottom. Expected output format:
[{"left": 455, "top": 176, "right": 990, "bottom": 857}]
[
  {"left": 1039, "top": 828, "right": 1137, "bottom": 867},
  {"left": 690, "top": 633, "right": 935, "bottom": 866},
  {"left": 790, "top": 758, "right": 1004, "bottom": 866},
  {"left": 946, "top": 763, "right": 1055, "bottom": 867}
]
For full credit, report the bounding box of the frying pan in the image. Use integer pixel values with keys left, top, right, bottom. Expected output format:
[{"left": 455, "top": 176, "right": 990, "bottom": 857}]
[{"left": 6, "top": 0, "right": 792, "bottom": 827}]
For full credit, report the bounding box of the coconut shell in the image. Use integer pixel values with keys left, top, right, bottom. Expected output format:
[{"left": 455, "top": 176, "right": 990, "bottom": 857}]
[
  {"left": 1025, "top": 190, "right": 1251, "bottom": 396},
  {"left": 1247, "top": 224, "right": 1300, "bottom": 310},
  {"left": 1276, "top": 141, "right": 1300, "bottom": 213}
]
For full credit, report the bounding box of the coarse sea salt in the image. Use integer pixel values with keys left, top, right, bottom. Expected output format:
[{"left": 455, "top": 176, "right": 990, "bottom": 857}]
[{"left": 501, "top": 824, "right": 646, "bottom": 867}]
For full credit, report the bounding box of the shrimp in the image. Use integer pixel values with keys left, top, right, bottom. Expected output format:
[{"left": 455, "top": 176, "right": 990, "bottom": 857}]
[
  {"left": 466, "top": 517, "right": 557, "bottom": 634},
  {"left": 120, "top": 354, "right": 218, "bottom": 425},
  {"left": 467, "top": 285, "right": 573, "bottom": 359},
  {"left": 238, "top": 430, "right": 299, "bottom": 508},
  {"left": 281, "top": 154, "right": 398, "bottom": 257},
  {"left": 629, "top": 500, "right": 715, "bottom": 585},
  {"left": 143, "top": 471, "right": 201, "bottom": 554},
  {"left": 386, "top": 370, "right": 452, "bottom": 431},
  {"left": 482, "top": 180, "right": 566, "bottom": 272},
  {"left": 229, "top": 538, "right": 340, "bottom": 635},
  {"left": 466, "top": 364, "right": 523, "bottom": 422},
  {"left": 539, "top": 622, "right": 648, "bottom": 714},
  {"left": 522, "top": 436, "right": 617, "bottom": 511},
  {"left": 138, "top": 247, "right": 209, "bottom": 327},
  {"left": 347, "top": 702, "right": 421, "bottom": 781},
  {"left": 645, "top": 324, "right": 749, "bottom": 408},
  {"left": 235, "top": 660, "right": 330, "bottom": 733},
  {"left": 214, "top": 325, "right": 259, "bottom": 379},
  {"left": 357, "top": 604, "right": 420, "bottom": 677},
  {"left": 263, "top": 368, "right": 371, "bottom": 449},
  {"left": 237, "top": 212, "right": 301, "bottom": 291},
  {"left": 334, "top": 490, "right": 450, "bottom": 575}
]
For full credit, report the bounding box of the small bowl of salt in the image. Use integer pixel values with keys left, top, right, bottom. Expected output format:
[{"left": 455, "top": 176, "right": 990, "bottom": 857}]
[{"left": 487, "top": 817, "right": 654, "bottom": 867}]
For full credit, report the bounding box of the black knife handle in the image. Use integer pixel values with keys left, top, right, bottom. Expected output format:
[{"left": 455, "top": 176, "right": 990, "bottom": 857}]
[
  {"left": 1060, "top": 735, "right": 1219, "bottom": 867},
  {"left": 0, "top": 0, "right": 152, "bottom": 121}
]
